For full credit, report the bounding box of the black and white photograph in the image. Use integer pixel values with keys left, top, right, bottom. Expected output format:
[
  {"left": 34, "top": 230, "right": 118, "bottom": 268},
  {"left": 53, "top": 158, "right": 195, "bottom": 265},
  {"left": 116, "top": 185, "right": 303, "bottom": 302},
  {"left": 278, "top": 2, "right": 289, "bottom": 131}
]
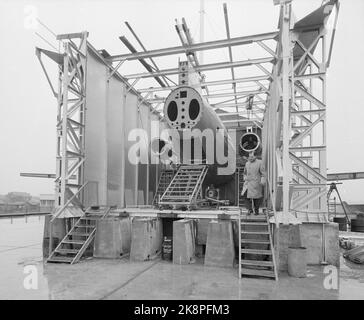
[{"left": 1, "top": 0, "right": 364, "bottom": 305}]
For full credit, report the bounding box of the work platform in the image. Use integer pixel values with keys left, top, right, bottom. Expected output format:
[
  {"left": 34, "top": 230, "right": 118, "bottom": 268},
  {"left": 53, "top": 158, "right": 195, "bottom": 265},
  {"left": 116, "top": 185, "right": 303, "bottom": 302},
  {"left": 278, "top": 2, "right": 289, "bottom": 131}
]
[{"left": 111, "top": 207, "right": 241, "bottom": 220}]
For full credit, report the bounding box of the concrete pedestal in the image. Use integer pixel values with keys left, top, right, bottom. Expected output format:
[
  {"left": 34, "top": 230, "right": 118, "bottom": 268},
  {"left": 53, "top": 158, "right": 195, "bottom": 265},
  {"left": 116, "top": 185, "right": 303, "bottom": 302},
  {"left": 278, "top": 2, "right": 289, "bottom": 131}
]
[
  {"left": 204, "top": 220, "right": 235, "bottom": 268},
  {"left": 173, "top": 219, "right": 195, "bottom": 264},
  {"left": 300, "top": 222, "right": 339, "bottom": 267},
  {"left": 94, "top": 217, "right": 131, "bottom": 258},
  {"left": 273, "top": 222, "right": 340, "bottom": 270},
  {"left": 273, "top": 224, "right": 301, "bottom": 271},
  {"left": 130, "top": 217, "right": 163, "bottom": 261},
  {"left": 42, "top": 215, "right": 67, "bottom": 258},
  {"left": 196, "top": 219, "right": 211, "bottom": 245}
]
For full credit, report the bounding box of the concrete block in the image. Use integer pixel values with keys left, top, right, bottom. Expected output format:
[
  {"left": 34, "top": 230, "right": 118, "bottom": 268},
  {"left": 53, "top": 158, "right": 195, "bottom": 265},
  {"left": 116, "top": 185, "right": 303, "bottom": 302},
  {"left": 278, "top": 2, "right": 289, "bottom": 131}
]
[
  {"left": 273, "top": 224, "right": 301, "bottom": 271},
  {"left": 195, "top": 244, "right": 204, "bottom": 257},
  {"left": 300, "top": 222, "right": 340, "bottom": 267},
  {"left": 173, "top": 219, "right": 195, "bottom": 264},
  {"left": 196, "top": 219, "right": 211, "bottom": 245},
  {"left": 130, "top": 218, "right": 163, "bottom": 261},
  {"left": 94, "top": 217, "right": 131, "bottom": 258},
  {"left": 273, "top": 222, "right": 340, "bottom": 270},
  {"left": 43, "top": 215, "right": 67, "bottom": 258},
  {"left": 204, "top": 220, "right": 235, "bottom": 268},
  {"left": 232, "top": 220, "right": 239, "bottom": 247},
  {"left": 43, "top": 215, "right": 67, "bottom": 239}
]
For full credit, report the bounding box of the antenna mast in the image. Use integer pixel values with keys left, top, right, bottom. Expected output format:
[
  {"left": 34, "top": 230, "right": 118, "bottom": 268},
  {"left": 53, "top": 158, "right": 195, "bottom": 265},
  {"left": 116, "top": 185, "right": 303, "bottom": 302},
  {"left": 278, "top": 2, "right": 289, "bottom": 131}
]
[{"left": 199, "top": 0, "right": 205, "bottom": 64}]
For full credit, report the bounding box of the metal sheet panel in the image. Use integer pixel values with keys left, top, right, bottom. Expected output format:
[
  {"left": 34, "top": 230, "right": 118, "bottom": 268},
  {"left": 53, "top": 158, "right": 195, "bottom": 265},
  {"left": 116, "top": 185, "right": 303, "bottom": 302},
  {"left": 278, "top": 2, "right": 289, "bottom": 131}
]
[
  {"left": 85, "top": 46, "right": 165, "bottom": 208},
  {"left": 137, "top": 103, "right": 150, "bottom": 204},
  {"left": 106, "top": 75, "right": 125, "bottom": 206},
  {"left": 124, "top": 93, "right": 139, "bottom": 205},
  {"left": 84, "top": 49, "right": 108, "bottom": 205}
]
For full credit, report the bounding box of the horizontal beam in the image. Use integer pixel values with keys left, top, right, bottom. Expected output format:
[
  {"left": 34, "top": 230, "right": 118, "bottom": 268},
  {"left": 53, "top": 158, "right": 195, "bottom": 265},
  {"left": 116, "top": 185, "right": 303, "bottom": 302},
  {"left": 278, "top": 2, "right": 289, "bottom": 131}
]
[
  {"left": 289, "top": 146, "right": 325, "bottom": 152},
  {"left": 56, "top": 32, "right": 88, "bottom": 40},
  {"left": 137, "top": 75, "right": 270, "bottom": 93},
  {"left": 294, "top": 72, "right": 325, "bottom": 80},
  {"left": 108, "top": 31, "right": 279, "bottom": 62},
  {"left": 327, "top": 172, "right": 364, "bottom": 181},
  {"left": 206, "top": 89, "right": 267, "bottom": 99},
  {"left": 291, "top": 184, "right": 327, "bottom": 189},
  {"left": 20, "top": 172, "right": 77, "bottom": 179},
  {"left": 291, "top": 109, "right": 325, "bottom": 115},
  {"left": 221, "top": 119, "right": 261, "bottom": 124},
  {"left": 213, "top": 101, "right": 264, "bottom": 108},
  {"left": 147, "top": 89, "right": 267, "bottom": 104},
  {"left": 124, "top": 57, "right": 275, "bottom": 79}
]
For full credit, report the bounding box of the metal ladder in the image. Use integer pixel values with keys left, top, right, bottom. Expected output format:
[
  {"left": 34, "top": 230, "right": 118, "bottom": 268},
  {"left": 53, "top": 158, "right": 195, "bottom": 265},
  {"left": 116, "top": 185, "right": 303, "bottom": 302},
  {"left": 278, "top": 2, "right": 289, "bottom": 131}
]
[
  {"left": 158, "top": 164, "right": 208, "bottom": 209},
  {"left": 47, "top": 206, "right": 112, "bottom": 264},
  {"left": 153, "top": 169, "right": 176, "bottom": 205},
  {"left": 236, "top": 166, "right": 245, "bottom": 207},
  {"left": 238, "top": 210, "right": 278, "bottom": 280}
]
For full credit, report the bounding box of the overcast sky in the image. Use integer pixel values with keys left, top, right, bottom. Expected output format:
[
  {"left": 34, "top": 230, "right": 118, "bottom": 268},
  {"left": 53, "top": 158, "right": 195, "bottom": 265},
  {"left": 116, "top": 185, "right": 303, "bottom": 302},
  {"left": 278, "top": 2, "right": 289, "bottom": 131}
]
[{"left": 0, "top": 0, "right": 363, "bottom": 203}]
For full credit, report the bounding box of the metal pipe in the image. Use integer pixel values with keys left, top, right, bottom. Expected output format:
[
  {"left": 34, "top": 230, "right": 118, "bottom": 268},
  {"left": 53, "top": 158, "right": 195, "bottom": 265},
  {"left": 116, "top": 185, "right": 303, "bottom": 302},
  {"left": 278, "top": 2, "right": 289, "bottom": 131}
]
[
  {"left": 118, "top": 36, "right": 166, "bottom": 88},
  {"left": 124, "top": 21, "right": 171, "bottom": 86},
  {"left": 108, "top": 31, "right": 279, "bottom": 62}
]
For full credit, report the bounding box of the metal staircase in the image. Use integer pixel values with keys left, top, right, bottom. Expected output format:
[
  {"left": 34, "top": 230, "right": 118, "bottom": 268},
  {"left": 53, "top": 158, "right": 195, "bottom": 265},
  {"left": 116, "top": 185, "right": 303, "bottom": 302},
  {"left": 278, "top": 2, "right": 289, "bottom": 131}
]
[
  {"left": 153, "top": 169, "right": 176, "bottom": 205},
  {"left": 238, "top": 211, "right": 278, "bottom": 280},
  {"left": 158, "top": 164, "right": 208, "bottom": 210},
  {"left": 47, "top": 206, "right": 112, "bottom": 264}
]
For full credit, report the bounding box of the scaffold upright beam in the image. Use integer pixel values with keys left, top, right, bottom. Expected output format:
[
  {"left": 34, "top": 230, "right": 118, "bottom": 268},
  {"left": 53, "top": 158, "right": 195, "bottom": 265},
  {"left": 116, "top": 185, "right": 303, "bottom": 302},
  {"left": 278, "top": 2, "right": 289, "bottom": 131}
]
[{"left": 54, "top": 32, "right": 88, "bottom": 212}]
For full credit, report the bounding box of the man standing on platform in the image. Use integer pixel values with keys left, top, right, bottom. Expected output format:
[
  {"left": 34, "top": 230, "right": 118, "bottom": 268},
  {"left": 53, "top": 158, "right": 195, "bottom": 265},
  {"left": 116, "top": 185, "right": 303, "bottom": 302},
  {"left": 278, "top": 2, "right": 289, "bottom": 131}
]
[{"left": 241, "top": 152, "right": 266, "bottom": 215}]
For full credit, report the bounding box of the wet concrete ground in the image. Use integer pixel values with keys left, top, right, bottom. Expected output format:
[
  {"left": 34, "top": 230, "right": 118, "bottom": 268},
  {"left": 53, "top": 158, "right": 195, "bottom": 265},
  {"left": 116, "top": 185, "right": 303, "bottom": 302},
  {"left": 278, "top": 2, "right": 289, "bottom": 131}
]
[{"left": 1, "top": 216, "right": 364, "bottom": 300}]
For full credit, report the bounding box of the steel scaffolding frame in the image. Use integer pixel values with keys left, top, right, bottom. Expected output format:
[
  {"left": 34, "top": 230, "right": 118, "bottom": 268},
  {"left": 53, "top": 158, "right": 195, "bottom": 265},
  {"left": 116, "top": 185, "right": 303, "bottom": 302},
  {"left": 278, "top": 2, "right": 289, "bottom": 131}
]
[
  {"left": 55, "top": 32, "right": 88, "bottom": 212},
  {"left": 37, "top": 32, "right": 89, "bottom": 213},
  {"left": 36, "top": 0, "right": 339, "bottom": 216}
]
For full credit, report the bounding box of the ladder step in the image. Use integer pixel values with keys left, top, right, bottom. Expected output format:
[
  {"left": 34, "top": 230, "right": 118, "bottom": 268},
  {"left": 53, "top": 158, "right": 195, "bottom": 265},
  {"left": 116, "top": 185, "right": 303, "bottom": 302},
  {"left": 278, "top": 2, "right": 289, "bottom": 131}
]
[
  {"left": 241, "top": 231, "right": 270, "bottom": 235},
  {"left": 241, "top": 268, "right": 276, "bottom": 278},
  {"left": 56, "top": 248, "right": 79, "bottom": 255},
  {"left": 163, "top": 196, "right": 190, "bottom": 199},
  {"left": 75, "top": 224, "right": 96, "bottom": 228},
  {"left": 62, "top": 240, "right": 85, "bottom": 245},
  {"left": 241, "top": 239, "right": 270, "bottom": 245},
  {"left": 241, "top": 259, "right": 273, "bottom": 267},
  {"left": 70, "top": 232, "right": 91, "bottom": 237},
  {"left": 241, "top": 216, "right": 267, "bottom": 221},
  {"left": 241, "top": 249, "right": 272, "bottom": 255},
  {"left": 47, "top": 256, "right": 74, "bottom": 263},
  {"left": 241, "top": 222, "right": 268, "bottom": 226}
]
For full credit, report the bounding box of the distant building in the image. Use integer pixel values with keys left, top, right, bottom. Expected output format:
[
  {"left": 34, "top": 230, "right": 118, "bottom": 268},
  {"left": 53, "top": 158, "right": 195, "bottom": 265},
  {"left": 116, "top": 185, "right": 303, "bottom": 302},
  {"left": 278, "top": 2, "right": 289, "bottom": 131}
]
[
  {"left": 6, "top": 192, "right": 32, "bottom": 203},
  {"left": 0, "top": 199, "right": 6, "bottom": 213},
  {"left": 40, "top": 194, "right": 55, "bottom": 213},
  {"left": 0, "top": 192, "right": 40, "bottom": 214}
]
